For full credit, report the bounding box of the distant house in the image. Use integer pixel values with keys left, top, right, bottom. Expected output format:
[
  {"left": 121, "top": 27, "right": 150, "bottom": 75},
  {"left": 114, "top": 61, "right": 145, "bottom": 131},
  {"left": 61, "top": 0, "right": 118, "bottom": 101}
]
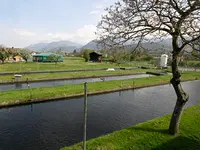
[
  {"left": 32, "top": 53, "right": 63, "bottom": 62},
  {"left": 7, "top": 55, "right": 24, "bottom": 62},
  {"left": 89, "top": 52, "right": 102, "bottom": 62},
  {"left": 31, "top": 51, "right": 37, "bottom": 56},
  {"left": 14, "top": 55, "right": 24, "bottom": 62}
]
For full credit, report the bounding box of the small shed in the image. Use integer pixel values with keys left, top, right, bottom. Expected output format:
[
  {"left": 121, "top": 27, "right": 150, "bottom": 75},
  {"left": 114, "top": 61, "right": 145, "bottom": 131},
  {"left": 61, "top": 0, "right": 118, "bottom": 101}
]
[
  {"left": 32, "top": 53, "right": 63, "bottom": 62},
  {"left": 89, "top": 52, "right": 102, "bottom": 62}
]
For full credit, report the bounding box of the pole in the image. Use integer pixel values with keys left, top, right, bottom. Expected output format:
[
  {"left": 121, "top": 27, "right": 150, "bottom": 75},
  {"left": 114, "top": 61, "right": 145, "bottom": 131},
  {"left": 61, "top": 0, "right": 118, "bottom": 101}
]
[
  {"left": 83, "top": 82, "right": 88, "bottom": 150},
  {"left": 26, "top": 78, "right": 30, "bottom": 89},
  {"left": 27, "top": 78, "right": 32, "bottom": 99}
]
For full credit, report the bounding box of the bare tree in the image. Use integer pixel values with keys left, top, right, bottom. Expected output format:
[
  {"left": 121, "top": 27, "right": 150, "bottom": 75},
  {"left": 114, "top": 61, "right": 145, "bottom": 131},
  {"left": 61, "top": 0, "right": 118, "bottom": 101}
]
[{"left": 97, "top": 0, "right": 200, "bottom": 135}]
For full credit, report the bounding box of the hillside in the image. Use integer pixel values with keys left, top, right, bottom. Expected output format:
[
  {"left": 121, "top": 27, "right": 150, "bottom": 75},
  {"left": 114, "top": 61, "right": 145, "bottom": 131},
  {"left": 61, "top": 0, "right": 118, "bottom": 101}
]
[
  {"left": 26, "top": 38, "right": 175, "bottom": 55},
  {"left": 26, "top": 40, "right": 82, "bottom": 52},
  {"left": 80, "top": 40, "right": 99, "bottom": 50},
  {"left": 81, "top": 39, "right": 173, "bottom": 55}
]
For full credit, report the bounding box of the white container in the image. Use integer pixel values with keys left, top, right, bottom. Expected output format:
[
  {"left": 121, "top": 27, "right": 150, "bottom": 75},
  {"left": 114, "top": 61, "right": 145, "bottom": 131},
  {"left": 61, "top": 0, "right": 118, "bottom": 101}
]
[
  {"left": 106, "top": 68, "right": 115, "bottom": 71},
  {"left": 160, "top": 54, "right": 168, "bottom": 67},
  {"left": 14, "top": 74, "right": 22, "bottom": 81}
]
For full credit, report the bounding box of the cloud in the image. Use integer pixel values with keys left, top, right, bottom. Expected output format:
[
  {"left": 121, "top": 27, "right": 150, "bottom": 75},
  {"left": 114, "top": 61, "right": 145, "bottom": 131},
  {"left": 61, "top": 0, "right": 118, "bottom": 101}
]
[
  {"left": 0, "top": 24, "right": 97, "bottom": 47},
  {"left": 46, "top": 32, "right": 73, "bottom": 40},
  {"left": 13, "top": 29, "right": 36, "bottom": 37},
  {"left": 95, "top": 4, "right": 104, "bottom": 9},
  {"left": 91, "top": 0, "right": 118, "bottom": 18},
  {"left": 90, "top": 10, "right": 101, "bottom": 15},
  {"left": 94, "top": 0, "right": 118, "bottom": 9},
  {"left": 75, "top": 25, "right": 97, "bottom": 43},
  {"left": 46, "top": 25, "right": 97, "bottom": 44}
]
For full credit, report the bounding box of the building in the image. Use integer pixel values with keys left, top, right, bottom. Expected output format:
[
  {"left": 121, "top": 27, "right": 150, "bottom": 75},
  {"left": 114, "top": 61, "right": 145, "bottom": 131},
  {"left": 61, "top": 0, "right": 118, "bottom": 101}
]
[
  {"left": 89, "top": 52, "right": 102, "bottom": 62},
  {"left": 32, "top": 53, "right": 63, "bottom": 62},
  {"left": 31, "top": 51, "right": 37, "bottom": 56},
  {"left": 7, "top": 55, "right": 24, "bottom": 62},
  {"left": 14, "top": 55, "right": 24, "bottom": 62}
]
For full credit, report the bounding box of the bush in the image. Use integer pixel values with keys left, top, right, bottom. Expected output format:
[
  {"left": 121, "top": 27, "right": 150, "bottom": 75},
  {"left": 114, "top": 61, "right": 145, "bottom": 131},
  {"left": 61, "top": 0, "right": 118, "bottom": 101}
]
[{"left": 82, "top": 49, "right": 93, "bottom": 62}]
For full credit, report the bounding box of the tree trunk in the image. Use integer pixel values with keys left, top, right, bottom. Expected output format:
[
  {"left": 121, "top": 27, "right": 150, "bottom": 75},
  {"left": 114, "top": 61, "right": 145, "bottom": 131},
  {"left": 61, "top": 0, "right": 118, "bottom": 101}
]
[
  {"left": 169, "top": 50, "right": 189, "bottom": 135},
  {"left": 1, "top": 59, "right": 5, "bottom": 64}
]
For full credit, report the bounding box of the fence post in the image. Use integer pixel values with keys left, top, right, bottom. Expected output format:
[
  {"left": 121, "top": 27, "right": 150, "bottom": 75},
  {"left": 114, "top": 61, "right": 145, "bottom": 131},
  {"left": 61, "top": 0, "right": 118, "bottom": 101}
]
[
  {"left": 83, "top": 82, "right": 88, "bottom": 150},
  {"left": 27, "top": 78, "right": 32, "bottom": 99},
  {"left": 26, "top": 78, "right": 30, "bottom": 88}
]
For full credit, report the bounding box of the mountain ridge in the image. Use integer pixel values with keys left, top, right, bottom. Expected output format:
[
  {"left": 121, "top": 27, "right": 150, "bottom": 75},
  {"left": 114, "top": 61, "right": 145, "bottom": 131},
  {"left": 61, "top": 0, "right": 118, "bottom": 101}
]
[
  {"left": 26, "top": 38, "right": 174, "bottom": 54},
  {"left": 26, "top": 40, "right": 82, "bottom": 52}
]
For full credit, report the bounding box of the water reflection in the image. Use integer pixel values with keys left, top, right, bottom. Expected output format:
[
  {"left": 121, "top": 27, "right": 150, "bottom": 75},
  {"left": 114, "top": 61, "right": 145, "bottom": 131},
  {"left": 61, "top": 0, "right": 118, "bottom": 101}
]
[{"left": 0, "top": 80, "right": 199, "bottom": 150}]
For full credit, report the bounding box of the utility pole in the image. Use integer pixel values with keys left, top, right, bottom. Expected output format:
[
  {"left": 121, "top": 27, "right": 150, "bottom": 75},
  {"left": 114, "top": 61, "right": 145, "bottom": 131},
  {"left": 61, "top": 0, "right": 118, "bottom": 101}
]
[{"left": 83, "top": 82, "right": 88, "bottom": 150}]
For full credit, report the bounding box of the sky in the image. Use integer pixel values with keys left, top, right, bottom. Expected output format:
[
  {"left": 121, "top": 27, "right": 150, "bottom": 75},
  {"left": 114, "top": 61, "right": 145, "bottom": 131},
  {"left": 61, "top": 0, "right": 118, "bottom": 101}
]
[{"left": 0, "top": 0, "right": 116, "bottom": 47}]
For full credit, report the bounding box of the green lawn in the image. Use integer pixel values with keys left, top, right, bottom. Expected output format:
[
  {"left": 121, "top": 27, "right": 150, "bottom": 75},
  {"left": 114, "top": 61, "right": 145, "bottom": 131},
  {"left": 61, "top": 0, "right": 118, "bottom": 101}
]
[
  {"left": 179, "top": 60, "right": 200, "bottom": 68},
  {"left": 0, "top": 69, "right": 161, "bottom": 83},
  {"left": 61, "top": 104, "right": 200, "bottom": 150},
  {"left": 0, "top": 57, "right": 153, "bottom": 72},
  {"left": 0, "top": 72, "right": 199, "bottom": 105}
]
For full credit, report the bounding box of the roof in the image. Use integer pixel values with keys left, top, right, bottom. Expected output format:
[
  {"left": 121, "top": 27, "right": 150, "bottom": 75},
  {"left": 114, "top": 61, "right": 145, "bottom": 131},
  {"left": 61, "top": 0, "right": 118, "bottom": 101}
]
[
  {"left": 33, "top": 53, "right": 63, "bottom": 57},
  {"left": 89, "top": 51, "right": 102, "bottom": 56}
]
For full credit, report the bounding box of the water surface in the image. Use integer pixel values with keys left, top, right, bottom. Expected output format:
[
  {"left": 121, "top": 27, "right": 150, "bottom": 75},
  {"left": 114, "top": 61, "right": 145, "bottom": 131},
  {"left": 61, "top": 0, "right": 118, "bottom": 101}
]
[
  {"left": 0, "top": 80, "right": 199, "bottom": 150},
  {"left": 0, "top": 74, "right": 151, "bottom": 91}
]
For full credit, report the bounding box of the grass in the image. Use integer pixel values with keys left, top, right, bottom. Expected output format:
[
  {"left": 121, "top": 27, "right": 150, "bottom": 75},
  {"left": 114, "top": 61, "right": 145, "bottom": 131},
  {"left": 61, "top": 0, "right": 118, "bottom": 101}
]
[
  {"left": 61, "top": 104, "right": 200, "bottom": 150},
  {"left": 0, "top": 69, "right": 161, "bottom": 82},
  {"left": 0, "top": 72, "right": 199, "bottom": 104},
  {"left": 0, "top": 57, "right": 153, "bottom": 72},
  {"left": 179, "top": 60, "right": 200, "bottom": 68}
]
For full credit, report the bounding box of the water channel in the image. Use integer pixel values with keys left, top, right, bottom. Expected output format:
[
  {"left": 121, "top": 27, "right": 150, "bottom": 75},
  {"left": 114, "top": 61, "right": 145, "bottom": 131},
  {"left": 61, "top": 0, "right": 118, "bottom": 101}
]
[
  {"left": 0, "top": 74, "right": 151, "bottom": 91},
  {"left": 0, "top": 80, "right": 199, "bottom": 150}
]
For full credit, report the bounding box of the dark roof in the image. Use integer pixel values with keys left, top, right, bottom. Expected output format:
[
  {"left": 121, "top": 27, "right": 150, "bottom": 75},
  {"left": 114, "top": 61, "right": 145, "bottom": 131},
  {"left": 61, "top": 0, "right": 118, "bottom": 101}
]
[{"left": 89, "top": 51, "right": 102, "bottom": 56}]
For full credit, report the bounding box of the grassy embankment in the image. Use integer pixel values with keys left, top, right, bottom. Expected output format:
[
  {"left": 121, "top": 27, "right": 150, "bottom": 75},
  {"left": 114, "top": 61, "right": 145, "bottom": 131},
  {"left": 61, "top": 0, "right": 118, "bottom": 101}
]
[
  {"left": 0, "top": 69, "right": 161, "bottom": 83},
  {"left": 0, "top": 57, "right": 153, "bottom": 72},
  {"left": 0, "top": 72, "right": 199, "bottom": 105},
  {"left": 61, "top": 104, "right": 200, "bottom": 150}
]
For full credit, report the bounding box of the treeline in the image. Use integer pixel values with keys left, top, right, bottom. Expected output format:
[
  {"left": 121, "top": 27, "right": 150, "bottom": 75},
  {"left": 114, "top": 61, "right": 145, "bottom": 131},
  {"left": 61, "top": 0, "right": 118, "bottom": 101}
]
[
  {"left": 0, "top": 46, "right": 31, "bottom": 63},
  {"left": 72, "top": 48, "right": 154, "bottom": 63}
]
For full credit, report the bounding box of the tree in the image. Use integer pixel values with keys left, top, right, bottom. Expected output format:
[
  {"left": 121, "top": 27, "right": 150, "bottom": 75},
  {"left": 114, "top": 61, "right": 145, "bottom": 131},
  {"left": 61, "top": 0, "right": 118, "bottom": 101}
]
[
  {"left": 190, "top": 39, "right": 200, "bottom": 59},
  {"left": 82, "top": 49, "right": 93, "bottom": 62},
  {"left": 48, "top": 54, "right": 62, "bottom": 64},
  {"left": 19, "top": 49, "right": 31, "bottom": 63},
  {"left": 73, "top": 49, "right": 77, "bottom": 54},
  {"left": 0, "top": 46, "right": 10, "bottom": 63},
  {"left": 107, "top": 47, "right": 130, "bottom": 63},
  {"left": 97, "top": 0, "right": 200, "bottom": 135},
  {"left": 9, "top": 47, "right": 19, "bottom": 60}
]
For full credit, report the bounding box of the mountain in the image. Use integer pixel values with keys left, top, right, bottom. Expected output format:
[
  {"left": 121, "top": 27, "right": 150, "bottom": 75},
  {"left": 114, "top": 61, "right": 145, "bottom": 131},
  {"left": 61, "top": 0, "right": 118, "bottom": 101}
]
[
  {"left": 80, "top": 38, "right": 173, "bottom": 57},
  {"left": 80, "top": 40, "right": 100, "bottom": 50},
  {"left": 81, "top": 39, "right": 172, "bottom": 51},
  {"left": 26, "top": 42, "right": 48, "bottom": 51},
  {"left": 26, "top": 40, "right": 82, "bottom": 52}
]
